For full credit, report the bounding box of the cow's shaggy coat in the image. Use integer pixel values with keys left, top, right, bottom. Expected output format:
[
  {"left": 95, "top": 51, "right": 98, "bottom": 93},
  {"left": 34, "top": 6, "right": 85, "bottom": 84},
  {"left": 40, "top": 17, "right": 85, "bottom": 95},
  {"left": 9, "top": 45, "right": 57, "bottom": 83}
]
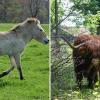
[
  {"left": 63, "top": 34, "right": 100, "bottom": 88},
  {"left": 73, "top": 35, "right": 100, "bottom": 88}
]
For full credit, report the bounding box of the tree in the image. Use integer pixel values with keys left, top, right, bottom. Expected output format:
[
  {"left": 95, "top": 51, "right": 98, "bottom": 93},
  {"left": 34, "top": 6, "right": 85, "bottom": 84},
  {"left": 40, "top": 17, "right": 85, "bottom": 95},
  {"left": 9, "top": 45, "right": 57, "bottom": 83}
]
[
  {"left": 0, "top": 0, "right": 49, "bottom": 23},
  {"left": 0, "top": 0, "right": 21, "bottom": 22},
  {"left": 51, "top": 0, "right": 65, "bottom": 28},
  {"left": 20, "top": 0, "right": 49, "bottom": 23},
  {"left": 71, "top": 0, "right": 100, "bottom": 34},
  {"left": 27, "top": 0, "right": 38, "bottom": 17}
]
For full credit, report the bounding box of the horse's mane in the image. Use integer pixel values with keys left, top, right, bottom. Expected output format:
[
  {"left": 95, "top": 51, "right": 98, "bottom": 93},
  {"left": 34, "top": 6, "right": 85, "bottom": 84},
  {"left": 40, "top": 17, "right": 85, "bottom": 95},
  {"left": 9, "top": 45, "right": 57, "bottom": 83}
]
[
  {"left": 10, "top": 24, "right": 21, "bottom": 32},
  {"left": 24, "top": 17, "right": 40, "bottom": 25},
  {"left": 10, "top": 17, "right": 39, "bottom": 32}
]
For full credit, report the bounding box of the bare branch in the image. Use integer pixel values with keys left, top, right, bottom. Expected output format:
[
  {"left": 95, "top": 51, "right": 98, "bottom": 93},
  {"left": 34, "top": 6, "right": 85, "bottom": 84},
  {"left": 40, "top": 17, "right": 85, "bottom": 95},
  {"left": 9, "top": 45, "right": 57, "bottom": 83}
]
[
  {"left": 29, "top": 0, "right": 39, "bottom": 17},
  {"left": 51, "top": 7, "right": 75, "bottom": 31},
  {"left": 34, "top": 0, "right": 39, "bottom": 17}
]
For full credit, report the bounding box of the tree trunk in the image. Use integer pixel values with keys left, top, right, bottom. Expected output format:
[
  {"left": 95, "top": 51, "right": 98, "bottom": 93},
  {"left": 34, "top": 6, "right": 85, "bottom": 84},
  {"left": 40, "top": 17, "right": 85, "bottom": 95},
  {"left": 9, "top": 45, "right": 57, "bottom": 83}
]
[
  {"left": 97, "top": 26, "right": 100, "bottom": 35},
  {"left": 2, "top": 0, "right": 7, "bottom": 22},
  {"left": 97, "top": 20, "right": 100, "bottom": 35},
  {"left": 55, "top": 0, "right": 58, "bottom": 34}
]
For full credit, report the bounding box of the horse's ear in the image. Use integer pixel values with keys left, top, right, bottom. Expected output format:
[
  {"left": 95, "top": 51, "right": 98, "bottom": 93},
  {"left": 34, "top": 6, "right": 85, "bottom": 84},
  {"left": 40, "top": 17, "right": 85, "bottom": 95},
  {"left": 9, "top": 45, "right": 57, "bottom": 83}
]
[{"left": 33, "top": 14, "right": 38, "bottom": 18}]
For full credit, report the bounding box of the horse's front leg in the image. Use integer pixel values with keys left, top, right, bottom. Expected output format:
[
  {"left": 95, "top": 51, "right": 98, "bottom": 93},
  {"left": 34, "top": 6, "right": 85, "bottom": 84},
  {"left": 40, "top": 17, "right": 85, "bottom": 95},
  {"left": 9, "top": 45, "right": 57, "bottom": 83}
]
[{"left": 14, "top": 54, "right": 24, "bottom": 80}]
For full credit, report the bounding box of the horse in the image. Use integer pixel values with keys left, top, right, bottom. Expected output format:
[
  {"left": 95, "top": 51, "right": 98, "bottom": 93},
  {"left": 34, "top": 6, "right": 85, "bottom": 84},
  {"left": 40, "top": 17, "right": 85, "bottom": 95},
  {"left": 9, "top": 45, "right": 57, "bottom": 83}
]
[{"left": 0, "top": 17, "right": 49, "bottom": 80}]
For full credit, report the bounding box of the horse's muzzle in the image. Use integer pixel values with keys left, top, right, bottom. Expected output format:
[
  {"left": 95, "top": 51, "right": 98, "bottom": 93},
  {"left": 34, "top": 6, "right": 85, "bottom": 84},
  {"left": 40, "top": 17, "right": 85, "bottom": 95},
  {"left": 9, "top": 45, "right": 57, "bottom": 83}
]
[{"left": 44, "top": 39, "right": 49, "bottom": 44}]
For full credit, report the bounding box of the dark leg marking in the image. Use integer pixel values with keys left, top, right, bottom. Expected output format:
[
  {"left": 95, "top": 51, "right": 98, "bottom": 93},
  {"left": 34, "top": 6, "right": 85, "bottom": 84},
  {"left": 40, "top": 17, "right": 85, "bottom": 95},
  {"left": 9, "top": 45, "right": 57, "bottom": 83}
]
[
  {"left": 0, "top": 56, "right": 15, "bottom": 78},
  {"left": 14, "top": 54, "right": 24, "bottom": 80}
]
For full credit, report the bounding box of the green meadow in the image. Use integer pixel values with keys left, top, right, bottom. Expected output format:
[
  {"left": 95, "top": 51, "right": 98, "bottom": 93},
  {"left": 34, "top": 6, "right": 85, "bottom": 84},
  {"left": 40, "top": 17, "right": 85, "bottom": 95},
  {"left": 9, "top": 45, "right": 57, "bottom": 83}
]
[{"left": 0, "top": 24, "right": 49, "bottom": 100}]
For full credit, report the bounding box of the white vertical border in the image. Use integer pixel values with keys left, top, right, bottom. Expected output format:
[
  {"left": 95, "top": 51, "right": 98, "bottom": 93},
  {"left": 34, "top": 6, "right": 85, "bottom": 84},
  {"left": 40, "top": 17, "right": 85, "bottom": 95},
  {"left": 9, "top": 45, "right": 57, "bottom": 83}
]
[{"left": 49, "top": 0, "right": 51, "bottom": 99}]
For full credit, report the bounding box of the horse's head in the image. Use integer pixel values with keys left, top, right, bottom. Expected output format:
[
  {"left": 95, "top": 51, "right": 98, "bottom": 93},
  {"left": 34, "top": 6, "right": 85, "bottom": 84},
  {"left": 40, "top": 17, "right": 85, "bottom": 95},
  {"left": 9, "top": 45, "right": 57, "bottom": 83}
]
[{"left": 25, "top": 17, "right": 49, "bottom": 44}]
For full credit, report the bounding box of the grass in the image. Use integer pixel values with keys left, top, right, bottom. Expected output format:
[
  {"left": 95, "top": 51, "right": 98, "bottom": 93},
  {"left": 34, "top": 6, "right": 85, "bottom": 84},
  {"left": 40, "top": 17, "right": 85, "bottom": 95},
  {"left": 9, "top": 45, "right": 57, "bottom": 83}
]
[{"left": 0, "top": 23, "right": 49, "bottom": 100}]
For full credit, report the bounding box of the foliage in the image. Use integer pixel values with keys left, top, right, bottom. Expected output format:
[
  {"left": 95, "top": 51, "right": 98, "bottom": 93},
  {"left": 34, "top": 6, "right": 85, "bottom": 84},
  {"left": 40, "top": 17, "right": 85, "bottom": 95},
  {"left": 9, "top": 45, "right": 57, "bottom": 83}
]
[
  {"left": 71, "top": 0, "right": 100, "bottom": 15},
  {"left": 51, "top": 0, "right": 55, "bottom": 26},
  {"left": 0, "top": 24, "right": 49, "bottom": 100},
  {"left": 51, "top": 0, "right": 65, "bottom": 27},
  {"left": 84, "top": 11, "right": 100, "bottom": 33},
  {"left": 71, "top": 0, "right": 100, "bottom": 34}
]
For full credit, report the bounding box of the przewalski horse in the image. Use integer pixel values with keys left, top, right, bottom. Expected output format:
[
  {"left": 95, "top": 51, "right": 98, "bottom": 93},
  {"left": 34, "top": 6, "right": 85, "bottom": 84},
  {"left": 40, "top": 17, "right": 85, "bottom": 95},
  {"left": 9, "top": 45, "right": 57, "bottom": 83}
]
[{"left": 0, "top": 17, "right": 49, "bottom": 80}]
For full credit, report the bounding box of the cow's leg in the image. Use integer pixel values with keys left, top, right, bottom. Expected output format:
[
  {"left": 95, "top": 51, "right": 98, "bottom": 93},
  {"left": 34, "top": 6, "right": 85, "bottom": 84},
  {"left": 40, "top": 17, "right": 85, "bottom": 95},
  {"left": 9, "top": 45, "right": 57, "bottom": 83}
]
[
  {"left": 76, "top": 72, "right": 83, "bottom": 89},
  {"left": 73, "top": 57, "right": 84, "bottom": 89},
  {"left": 74, "top": 65, "right": 83, "bottom": 89},
  {"left": 94, "top": 72, "right": 98, "bottom": 85},
  {"left": 0, "top": 55, "right": 15, "bottom": 78},
  {"left": 88, "top": 78, "right": 93, "bottom": 88},
  {"left": 14, "top": 54, "right": 23, "bottom": 80},
  {"left": 87, "top": 68, "right": 97, "bottom": 88}
]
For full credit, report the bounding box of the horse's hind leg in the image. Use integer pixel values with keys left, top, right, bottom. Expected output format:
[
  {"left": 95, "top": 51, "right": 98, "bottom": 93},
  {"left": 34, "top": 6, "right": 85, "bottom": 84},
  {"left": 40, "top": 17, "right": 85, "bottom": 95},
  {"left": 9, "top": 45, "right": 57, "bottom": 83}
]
[
  {"left": 0, "top": 56, "right": 15, "bottom": 78},
  {"left": 14, "top": 54, "right": 23, "bottom": 80}
]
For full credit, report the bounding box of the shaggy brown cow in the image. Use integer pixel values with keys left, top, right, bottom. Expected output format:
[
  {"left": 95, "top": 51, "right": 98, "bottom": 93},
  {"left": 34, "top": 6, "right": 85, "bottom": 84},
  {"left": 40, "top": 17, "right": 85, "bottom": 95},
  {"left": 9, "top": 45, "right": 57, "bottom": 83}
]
[
  {"left": 73, "top": 34, "right": 100, "bottom": 88},
  {"left": 62, "top": 34, "right": 100, "bottom": 88}
]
